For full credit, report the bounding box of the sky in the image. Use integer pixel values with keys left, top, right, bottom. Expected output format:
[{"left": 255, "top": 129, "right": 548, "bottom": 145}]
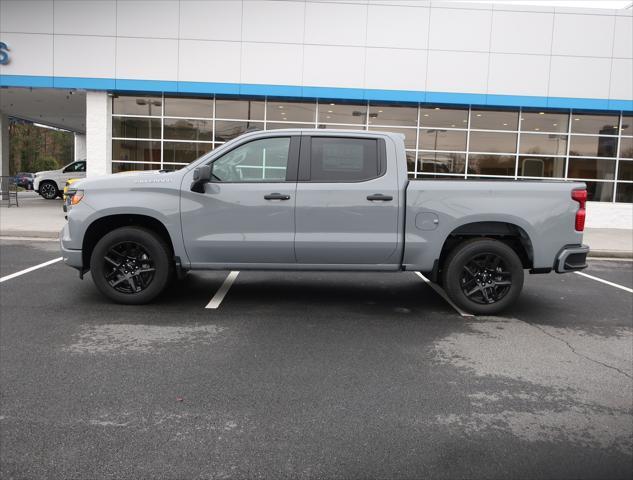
[{"left": 458, "top": 0, "right": 632, "bottom": 8}]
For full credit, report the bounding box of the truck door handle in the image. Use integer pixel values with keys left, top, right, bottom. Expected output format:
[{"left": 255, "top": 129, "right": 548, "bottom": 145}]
[
  {"left": 264, "top": 193, "right": 291, "bottom": 200},
  {"left": 367, "top": 193, "right": 393, "bottom": 201}
]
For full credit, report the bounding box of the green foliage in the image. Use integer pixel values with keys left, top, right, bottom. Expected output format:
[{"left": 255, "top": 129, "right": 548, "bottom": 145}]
[
  {"left": 31, "top": 155, "right": 59, "bottom": 172},
  {"left": 8, "top": 119, "right": 74, "bottom": 174}
]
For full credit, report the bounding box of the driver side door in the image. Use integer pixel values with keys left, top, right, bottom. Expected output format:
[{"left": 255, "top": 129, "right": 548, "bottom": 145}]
[{"left": 181, "top": 135, "right": 300, "bottom": 266}]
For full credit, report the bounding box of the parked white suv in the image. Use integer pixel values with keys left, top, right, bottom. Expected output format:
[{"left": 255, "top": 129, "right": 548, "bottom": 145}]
[{"left": 34, "top": 160, "right": 86, "bottom": 199}]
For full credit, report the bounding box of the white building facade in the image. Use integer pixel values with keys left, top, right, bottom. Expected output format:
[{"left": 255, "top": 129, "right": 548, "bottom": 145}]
[{"left": 0, "top": 0, "right": 632, "bottom": 202}]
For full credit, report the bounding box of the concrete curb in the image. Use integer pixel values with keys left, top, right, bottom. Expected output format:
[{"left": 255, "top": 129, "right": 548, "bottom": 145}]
[
  {"left": 0, "top": 231, "right": 59, "bottom": 239},
  {"left": 587, "top": 250, "right": 633, "bottom": 259}
]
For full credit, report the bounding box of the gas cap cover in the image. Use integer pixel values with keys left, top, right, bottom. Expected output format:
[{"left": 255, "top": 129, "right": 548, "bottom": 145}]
[{"left": 415, "top": 212, "right": 440, "bottom": 231}]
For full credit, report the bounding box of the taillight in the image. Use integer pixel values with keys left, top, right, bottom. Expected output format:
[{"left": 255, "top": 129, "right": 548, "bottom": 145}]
[{"left": 572, "top": 189, "right": 587, "bottom": 231}]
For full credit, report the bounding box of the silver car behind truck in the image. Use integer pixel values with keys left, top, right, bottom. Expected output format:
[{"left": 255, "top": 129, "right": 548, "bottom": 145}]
[{"left": 60, "top": 129, "right": 589, "bottom": 314}]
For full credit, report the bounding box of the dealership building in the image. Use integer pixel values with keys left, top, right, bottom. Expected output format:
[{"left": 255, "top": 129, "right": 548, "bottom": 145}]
[{"left": 0, "top": 0, "right": 632, "bottom": 204}]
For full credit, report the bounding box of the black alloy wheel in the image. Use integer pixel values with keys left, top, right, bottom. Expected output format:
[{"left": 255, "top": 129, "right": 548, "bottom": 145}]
[
  {"left": 90, "top": 226, "right": 174, "bottom": 304},
  {"left": 103, "top": 241, "right": 156, "bottom": 294},
  {"left": 459, "top": 253, "right": 512, "bottom": 305},
  {"left": 442, "top": 238, "right": 524, "bottom": 315}
]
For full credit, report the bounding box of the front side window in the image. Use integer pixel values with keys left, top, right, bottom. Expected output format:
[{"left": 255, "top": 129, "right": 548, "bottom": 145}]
[
  {"left": 310, "top": 138, "right": 379, "bottom": 182},
  {"left": 64, "top": 161, "right": 86, "bottom": 173},
  {"left": 211, "top": 137, "right": 290, "bottom": 182}
]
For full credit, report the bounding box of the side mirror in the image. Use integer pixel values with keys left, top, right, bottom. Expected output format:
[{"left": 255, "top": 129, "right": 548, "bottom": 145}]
[{"left": 191, "top": 165, "right": 212, "bottom": 193}]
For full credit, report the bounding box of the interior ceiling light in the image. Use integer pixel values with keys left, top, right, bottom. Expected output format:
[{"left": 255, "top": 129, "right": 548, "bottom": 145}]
[
  {"left": 553, "top": 123, "right": 558, "bottom": 126},
  {"left": 574, "top": 118, "right": 580, "bottom": 121},
  {"left": 423, "top": 114, "right": 429, "bottom": 117},
  {"left": 434, "top": 107, "right": 440, "bottom": 110},
  {"left": 278, "top": 105, "right": 283, "bottom": 109},
  {"left": 539, "top": 112, "right": 545, "bottom": 115},
  {"left": 329, "top": 103, "right": 335, "bottom": 106},
  {"left": 476, "top": 114, "right": 482, "bottom": 117}
]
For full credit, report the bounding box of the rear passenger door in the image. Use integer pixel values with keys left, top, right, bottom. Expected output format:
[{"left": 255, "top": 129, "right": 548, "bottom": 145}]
[{"left": 294, "top": 134, "right": 400, "bottom": 265}]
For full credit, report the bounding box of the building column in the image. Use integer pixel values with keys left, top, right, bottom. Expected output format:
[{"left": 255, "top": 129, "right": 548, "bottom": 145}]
[
  {"left": 0, "top": 112, "right": 9, "bottom": 178},
  {"left": 74, "top": 132, "right": 87, "bottom": 162},
  {"left": 86, "top": 91, "right": 112, "bottom": 177}
]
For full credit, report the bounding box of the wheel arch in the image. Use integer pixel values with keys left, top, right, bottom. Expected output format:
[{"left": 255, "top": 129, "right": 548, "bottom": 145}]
[
  {"left": 436, "top": 221, "right": 534, "bottom": 276},
  {"left": 82, "top": 214, "right": 175, "bottom": 271}
]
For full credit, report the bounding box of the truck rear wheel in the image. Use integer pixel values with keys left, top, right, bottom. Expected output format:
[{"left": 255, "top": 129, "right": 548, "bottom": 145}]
[
  {"left": 89, "top": 226, "right": 174, "bottom": 305},
  {"left": 442, "top": 238, "right": 524, "bottom": 315}
]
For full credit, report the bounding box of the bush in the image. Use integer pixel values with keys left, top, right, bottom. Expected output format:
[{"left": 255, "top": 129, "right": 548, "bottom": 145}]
[{"left": 32, "top": 155, "right": 60, "bottom": 172}]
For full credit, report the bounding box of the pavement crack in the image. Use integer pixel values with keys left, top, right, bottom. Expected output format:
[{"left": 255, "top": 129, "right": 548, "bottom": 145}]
[{"left": 526, "top": 322, "right": 633, "bottom": 380}]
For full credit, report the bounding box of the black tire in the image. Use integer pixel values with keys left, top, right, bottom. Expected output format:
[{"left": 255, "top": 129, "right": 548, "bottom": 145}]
[
  {"left": 90, "top": 226, "right": 174, "bottom": 305},
  {"left": 39, "top": 181, "right": 59, "bottom": 200},
  {"left": 442, "top": 238, "right": 524, "bottom": 315}
]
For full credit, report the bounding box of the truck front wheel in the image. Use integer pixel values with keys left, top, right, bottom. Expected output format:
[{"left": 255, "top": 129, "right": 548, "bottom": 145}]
[
  {"left": 442, "top": 238, "right": 524, "bottom": 315},
  {"left": 89, "top": 227, "right": 174, "bottom": 305},
  {"left": 39, "top": 181, "right": 58, "bottom": 200}
]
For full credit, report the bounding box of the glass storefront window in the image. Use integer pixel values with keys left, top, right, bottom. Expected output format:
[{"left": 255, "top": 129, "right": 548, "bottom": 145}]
[
  {"left": 418, "top": 152, "right": 466, "bottom": 174},
  {"left": 316, "top": 124, "right": 366, "bottom": 130},
  {"left": 621, "top": 115, "right": 632, "bottom": 135},
  {"left": 619, "top": 137, "right": 633, "bottom": 159},
  {"left": 521, "top": 111, "right": 568, "bottom": 133},
  {"left": 112, "top": 117, "right": 161, "bottom": 139},
  {"left": 406, "top": 151, "right": 416, "bottom": 175},
  {"left": 419, "top": 129, "right": 467, "bottom": 151},
  {"left": 368, "top": 104, "right": 417, "bottom": 127},
  {"left": 467, "top": 154, "right": 516, "bottom": 176},
  {"left": 214, "top": 120, "right": 264, "bottom": 142},
  {"left": 470, "top": 109, "right": 519, "bottom": 131},
  {"left": 569, "top": 135, "right": 617, "bottom": 157},
  {"left": 113, "top": 95, "right": 162, "bottom": 116},
  {"left": 584, "top": 181, "right": 614, "bottom": 202},
  {"left": 518, "top": 156, "right": 565, "bottom": 178},
  {"left": 318, "top": 101, "right": 367, "bottom": 124},
  {"left": 420, "top": 107, "right": 468, "bottom": 128},
  {"left": 164, "top": 96, "right": 213, "bottom": 118},
  {"left": 368, "top": 126, "right": 416, "bottom": 149},
  {"left": 112, "top": 139, "right": 161, "bottom": 163},
  {"left": 568, "top": 158, "right": 616, "bottom": 180},
  {"left": 519, "top": 133, "right": 567, "bottom": 156},
  {"left": 570, "top": 113, "right": 619, "bottom": 135},
  {"left": 617, "top": 160, "right": 633, "bottom": 181},
  {"left": 469, "top": 131, "right": 517, "bottom": 153},
  {"left": 112, "top": 162, "right": 160, "bottom": 173},
  {"left": 108, "top": 95, "right": 633, "bottom": 202},
  {"left": 163, "top": 118, "right": 213, "bottom": 141},
  {"left": 163, "top": 141, "right": 213, "bottom": 163},
  {"left": 615, "top": 183, "right": 632, "bottom": 203},
  {"left": 266, "top": 100, "right": 316, "bottom": 123},
  {"left": 215, "top": 98, "right": 265, "bottom": 120},
  {"left": 266, "top": 122, "right": 311, "bottom": 130}
]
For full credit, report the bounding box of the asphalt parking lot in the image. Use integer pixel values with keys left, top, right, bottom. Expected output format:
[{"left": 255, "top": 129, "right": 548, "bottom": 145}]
[{"left": 0, "top": 239, "right": 632, "bottom": 479}]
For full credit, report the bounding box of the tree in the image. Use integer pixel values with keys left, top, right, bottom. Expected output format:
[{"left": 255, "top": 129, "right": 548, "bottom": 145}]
[{"left": 8, "top": 118, "right": 74, "bottom": 174}]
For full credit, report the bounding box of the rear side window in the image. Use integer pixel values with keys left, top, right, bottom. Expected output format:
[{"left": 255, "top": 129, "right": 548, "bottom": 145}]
[{"left": 310, "top": 138, "right": 379, "bottom": 182}]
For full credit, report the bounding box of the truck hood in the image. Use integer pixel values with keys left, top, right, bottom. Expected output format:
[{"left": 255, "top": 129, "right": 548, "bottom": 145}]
[
  {"left": 73, "top": 169, "right": 185, "bottom": 191},
  {"left": 35, "top": 169, "right": 60, "bottom": 177}
]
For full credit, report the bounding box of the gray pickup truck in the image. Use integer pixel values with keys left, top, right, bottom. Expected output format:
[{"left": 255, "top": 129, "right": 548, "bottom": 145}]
[{"left": 61, "top": 129, "right": 589, "bottom": 314}]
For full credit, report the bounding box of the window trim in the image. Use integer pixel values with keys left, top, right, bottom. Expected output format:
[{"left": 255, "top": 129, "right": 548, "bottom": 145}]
[
  {"left": 298, "top": 135, "right": 386, "bottom": 184},
  {"left": 204, "top": 135, "right": 300, "bottom": 184}
]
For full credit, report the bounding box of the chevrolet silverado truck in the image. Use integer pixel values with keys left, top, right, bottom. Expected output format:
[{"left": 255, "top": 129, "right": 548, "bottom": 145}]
[{"left": 60, "top": 129, "right": 589, "bottom": 314}]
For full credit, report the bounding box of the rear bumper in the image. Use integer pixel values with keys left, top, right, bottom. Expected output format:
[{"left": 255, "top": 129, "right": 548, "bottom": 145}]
[{"left": 555, "top": 244, "right": 589, "bottom": 273}]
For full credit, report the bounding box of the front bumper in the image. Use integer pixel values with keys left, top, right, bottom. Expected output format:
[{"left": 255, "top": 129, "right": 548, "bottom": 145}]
[
  {"left": 60, "top": 223, "right": 83, "bottom": 270},
  {"left": 555, "top": 244, "right": 590, "bottom": 273}
]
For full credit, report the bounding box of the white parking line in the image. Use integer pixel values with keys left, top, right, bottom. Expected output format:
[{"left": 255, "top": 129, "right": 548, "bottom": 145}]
[
  {"left": 574, "top": 271, "right": 633, "bottom": 293},
  {"left": 205, "top": 271, "right": 240, "bottom": 309},
  {"left": 0, "top": 257, "right": 63, "bottom": 283},
  {"left": 415, "top": 272, "right": 474, "bottom": 317}
]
